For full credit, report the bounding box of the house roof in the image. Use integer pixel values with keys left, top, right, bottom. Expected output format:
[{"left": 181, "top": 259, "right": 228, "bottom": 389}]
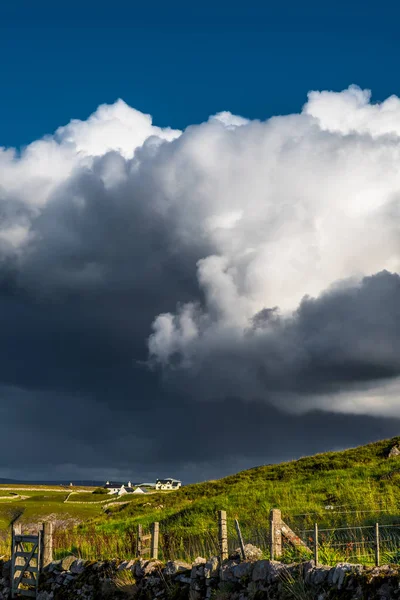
[
  {"left": 104, "top": 482, "right": 124, "bottom": 488},
  {"left": 156, "top": 478, "right": 181, "bottom": 484}
]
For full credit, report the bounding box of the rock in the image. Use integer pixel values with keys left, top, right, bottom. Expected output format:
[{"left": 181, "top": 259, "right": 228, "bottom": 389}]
[
  {"left": 331, "top": 562, "right": 355, "bottom": 589},
  {"left": 220, "top": 560, "right": 240, "bottom": 581},
  {"left": 310, "top": 565, "right": 330, "bottom": 585},
  {"left": 388, "top": 446, "right": 400, "bottom": 458},
  {"left": 191, "top": 564, "right": 205, "bottom": 579},
  {"left": 37, "top": 593, "right": 54, "bottom": 600},
  {"left": 164, "top": 560, "right": 192, "bottom": 576},
  {"left": 233, "top": 561, "right": 253, "bottom": 579},
  {"left": 46, "top": 560, "right": 62, "bottom": 573},
  {"left": 190, "top": 578, "right": 204, "bottom": 592},
  {"left": 204, "top": 556, "right": 219, "bottom": 579},
  {"left": 268, "top": 560, "right": 287, "bottom": 583},
  {"left": 377, "top": 582, "right": 391, "bottom": 598},
  {"left": 231, "top": 544, "right": 263, "bottom": 561},
  {"left": 176, "top": 574, "right": 192, "bottom": 584},
  {"left": 60, "top": 555, "right": 76, "bottom": 571},
  {"left": 193, "top": 557, "right": 206, "bottom": 566},
  {"left": 147, "top": 574, "right": 162, "bottom": 587},
  {"left": 133, "top": 559, "right": 146, "bottom": 577},
  {"left": 143, "top": 560, "right": 164, "bottom": 575},
  {"left": 252, "top": 559, "right": 270, "bottom": 582},
  {"left": 70, "top": 559, "right": 86, "bottom": 574}
]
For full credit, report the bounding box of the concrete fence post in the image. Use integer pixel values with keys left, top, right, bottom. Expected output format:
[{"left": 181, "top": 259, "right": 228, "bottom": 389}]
[
  {"left": 42, "top": 522, "right": 53, "bottom": 567},
  {"left": 218, "top": 510, "right": 228, "bottom": 561},
  {"left": 137, "top": 524, "right": 143, "bottom": 558},
  {"left": 313, "top": 523, "right": 319, "bottom": 566},
  {"left": 375, "top": 523, "right": 380, "bottom": 567},
  {"left": 269, "top": 509, "right": 282, "bottom": 560},
  {"left": 151, "top": 522, "right": 159, "bottom": 560}
]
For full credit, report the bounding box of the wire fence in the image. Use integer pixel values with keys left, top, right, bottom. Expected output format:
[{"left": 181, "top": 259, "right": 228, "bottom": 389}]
[{"left": 13, "top": 509, "right": 400, "bottom": 567}]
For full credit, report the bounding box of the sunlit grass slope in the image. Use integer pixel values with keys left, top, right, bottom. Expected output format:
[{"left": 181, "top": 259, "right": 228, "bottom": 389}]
[{"left": 97, "top": 436, "right": 400, "bottom": 540}]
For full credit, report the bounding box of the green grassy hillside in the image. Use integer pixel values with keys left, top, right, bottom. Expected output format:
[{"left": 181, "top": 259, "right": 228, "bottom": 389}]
[
  {"left": 78, "top": 435, "right": 400, "bottom": 562},
  {"left": 100, "top": 436, "right": 400, "bottom": 531},
  {"left": 2, "top": 436, "right": 400, "bottom": 564}
]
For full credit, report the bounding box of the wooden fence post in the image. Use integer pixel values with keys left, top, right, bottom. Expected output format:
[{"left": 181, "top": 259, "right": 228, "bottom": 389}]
[
  {"left": 42, "top": 522, "right": 53, "bottom": 568},
  {"left": 234, "top": 519, "right": 246, "bottom": 560},
  {"left": 313, "top": 523, "right": 319, "bottom": 566},
  {"left": 218, "top": 510, "right": 228, "bottom": 561},
  {"left": 375, "top": 522, "right": 380, "bottom": 567},
  {"left": 151, "top": 522, "right": 159, "bottom": 560},
  {"left": 137, "top": 524, "right": 143, "bottom": 558},
  {"left": 269, "top": 509, "right": 282, "bottom": 560}
]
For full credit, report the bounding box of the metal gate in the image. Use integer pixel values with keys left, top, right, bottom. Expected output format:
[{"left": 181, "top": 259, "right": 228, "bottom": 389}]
[{"left": 11, "top": 527, "right": 42, "bottom": 598}]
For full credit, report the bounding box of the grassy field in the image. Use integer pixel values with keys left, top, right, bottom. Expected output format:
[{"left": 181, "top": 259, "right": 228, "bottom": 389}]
[
  {"left": 0, "top": 486, "right": 103, "bottom": 530},
  {"left": 2, "top": 436, "right": 400, "bottom": 564}
]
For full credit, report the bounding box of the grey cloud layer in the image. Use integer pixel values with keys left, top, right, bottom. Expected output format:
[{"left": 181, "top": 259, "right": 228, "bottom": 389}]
[
  {"left": 0, "top": 87, "right": 399, "bottom": 479},
  {"left": 155, "top": 271, "right": 400, "bottom": 411}
]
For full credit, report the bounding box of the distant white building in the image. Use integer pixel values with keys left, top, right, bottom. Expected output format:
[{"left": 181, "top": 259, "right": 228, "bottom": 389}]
[
  {"left": 104, "top": 481, "right": 123, "bottom": 494},
  {"left": 133, "top": 486, "right": 148, "bottom": 494},
  {"left": 118, "top": 483, "right": 135, "bottom": 496},
  {"left": 155, "top": 478, "right": 182, "bottom": 490},
  {"left": 104, "top": 481, "right": 135, "bottom": 495}
]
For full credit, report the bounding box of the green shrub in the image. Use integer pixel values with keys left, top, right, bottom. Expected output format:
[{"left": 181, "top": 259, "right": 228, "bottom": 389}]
[{"left": 93, "top": 487, "right": 108, "bottom": 495}]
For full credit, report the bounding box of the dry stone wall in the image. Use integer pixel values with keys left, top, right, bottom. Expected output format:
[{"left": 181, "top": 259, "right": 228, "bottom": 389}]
[{"left": 1, "top": 551, "right": 400, "bottom": 599}]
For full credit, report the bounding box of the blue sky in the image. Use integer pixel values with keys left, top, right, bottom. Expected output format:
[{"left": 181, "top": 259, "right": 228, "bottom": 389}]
[{"left": 1, "top": 0, "right": 399, "bottom": 148}]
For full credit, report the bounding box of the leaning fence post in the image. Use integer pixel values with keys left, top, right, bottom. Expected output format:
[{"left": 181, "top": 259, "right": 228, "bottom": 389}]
[
  {"left": 269, "top": 509, "right": 282, "bottom": 560},
  {"left": 42, "top": 522, "right": 53, "bottom": 567},
  {"left": 375, "top": 522, "right": 380, "bottom": 567},
  {"left": 314, "top": 523, "right": 319, "bottom": 566},
  {"left": 151, "top": 522, "right": 159, "bottom": 559},
  {"left": 218, "top": 510, "right": 228, "bottom": 561},
  {"left": 137, "top": 524, "right": 143, "bottom": 558},
  {"left": 234, "top": 519, "right": 246, "bottom": 560}
]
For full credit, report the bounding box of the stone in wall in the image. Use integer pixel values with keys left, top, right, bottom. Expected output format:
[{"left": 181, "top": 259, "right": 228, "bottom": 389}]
[{"left": 0, "top": 552, "right": 400, "bottom": 599}]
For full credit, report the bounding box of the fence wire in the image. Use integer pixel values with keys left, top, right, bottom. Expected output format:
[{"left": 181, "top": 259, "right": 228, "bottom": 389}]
[{"left": 24, "top": 510, "right": 400, "bottom": 567}]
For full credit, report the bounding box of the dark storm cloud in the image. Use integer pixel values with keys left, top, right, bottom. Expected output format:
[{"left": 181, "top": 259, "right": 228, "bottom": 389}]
[
  {"left": 150, "top": 271, "right": 400, "bottom": 418},
  {"left": 1, "top": 90, "right": 400, "bottom": 480}
]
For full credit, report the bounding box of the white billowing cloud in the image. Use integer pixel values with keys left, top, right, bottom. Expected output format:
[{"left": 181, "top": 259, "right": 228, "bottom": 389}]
[
  {"left": 2, "top": 85, "right": 400, "bottom": 417},
  {"left": 55, "top": 98, "right": 181, "bottom": 159},
  {"left": 148, "top": 86, "right": 400, "bottom": 372},
  {"left": 0, "top": 99, "right": 180, "bottom": 211},
  {"left": 305, "top": 84, "right": 400, "bottom": 137}
]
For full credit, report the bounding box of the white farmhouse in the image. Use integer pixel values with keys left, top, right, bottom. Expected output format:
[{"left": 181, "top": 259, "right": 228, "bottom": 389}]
[
  {"left": 104, "top": 480, "right": 136, "bottom": 495},
  {"left": 155, "top": 478, "right": 182, "bottom": 490},
  {"left": 118, "top": 483, "right": 135, "bottom": 496},
  {"left": 104, "top": 481, "right": 123, "bottom": 494}
]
